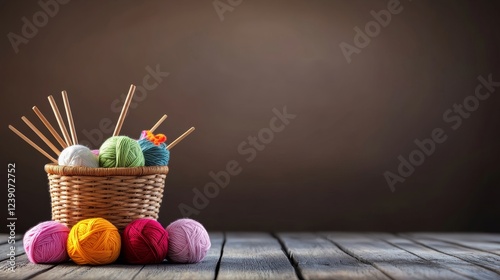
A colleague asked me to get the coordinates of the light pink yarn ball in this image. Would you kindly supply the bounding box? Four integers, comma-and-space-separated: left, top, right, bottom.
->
23, 221, 70, 264
166, 219, 211, 263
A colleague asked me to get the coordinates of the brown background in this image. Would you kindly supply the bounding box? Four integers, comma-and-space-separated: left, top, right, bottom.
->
1, 0, 499, 233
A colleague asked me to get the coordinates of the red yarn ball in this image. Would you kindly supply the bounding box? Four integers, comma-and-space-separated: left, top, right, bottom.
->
122, 218, 169, 264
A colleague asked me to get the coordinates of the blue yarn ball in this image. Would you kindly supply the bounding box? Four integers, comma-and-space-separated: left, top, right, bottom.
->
138, 139, 170, 166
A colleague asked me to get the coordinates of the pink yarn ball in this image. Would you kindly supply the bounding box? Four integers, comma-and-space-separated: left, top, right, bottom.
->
166, 218, 211, 263
122, 218, 169, 264
23, 221, 70, 264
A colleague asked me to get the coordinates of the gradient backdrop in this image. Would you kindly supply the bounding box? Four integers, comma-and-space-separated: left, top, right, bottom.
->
1, 0, 499, 233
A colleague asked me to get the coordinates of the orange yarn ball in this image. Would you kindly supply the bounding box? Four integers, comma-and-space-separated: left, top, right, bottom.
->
67, 218, 121, 265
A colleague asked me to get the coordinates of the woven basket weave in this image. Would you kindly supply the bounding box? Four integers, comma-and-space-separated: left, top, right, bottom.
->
45, 163, 169, 231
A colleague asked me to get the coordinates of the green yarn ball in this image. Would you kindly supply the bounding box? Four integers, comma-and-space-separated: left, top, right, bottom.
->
98, 136, 145, 168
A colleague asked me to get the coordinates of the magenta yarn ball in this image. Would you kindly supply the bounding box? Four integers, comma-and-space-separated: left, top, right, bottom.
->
122, 219, 169, 264
23, 221, 70, 264
166, 219, 211, 263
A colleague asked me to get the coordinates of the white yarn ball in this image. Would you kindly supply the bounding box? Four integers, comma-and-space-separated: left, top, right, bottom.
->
58, 145, 99, 168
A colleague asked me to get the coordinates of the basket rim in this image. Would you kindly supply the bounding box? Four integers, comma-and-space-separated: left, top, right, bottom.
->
44, 163, 169, 176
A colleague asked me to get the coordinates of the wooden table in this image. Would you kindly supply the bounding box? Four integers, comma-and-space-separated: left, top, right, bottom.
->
1, 232, 499, 279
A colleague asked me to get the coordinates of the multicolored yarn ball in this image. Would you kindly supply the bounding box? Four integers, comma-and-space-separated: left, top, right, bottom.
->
122, 218, 169, 264
138, 138, 170, 166
166, 219, 211, 263
67, 218, 121, 265
98, 136, 145, 168
23, 221, 70, 264
58, 145, 99, 168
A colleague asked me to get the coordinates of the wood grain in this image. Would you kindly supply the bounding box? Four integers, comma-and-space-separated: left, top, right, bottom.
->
324, 232, 469, 279
31, 262, 143, 280
406, 233, 500, 243
402, 233, 500, 275
0, 254, 55, 280
0, 237, 24, 262
217, 232, 298, 280
0, 234, 9, 244
407, 233, 500, 256
277, 232, 389, 280
376, 233, 500, 279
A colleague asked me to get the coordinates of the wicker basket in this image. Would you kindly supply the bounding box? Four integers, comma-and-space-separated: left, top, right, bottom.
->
45, 163, 169, 231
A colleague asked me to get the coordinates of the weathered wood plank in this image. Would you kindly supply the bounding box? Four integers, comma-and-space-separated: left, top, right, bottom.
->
402, 233, 500, 275
0, 238, 24, 262
133, 232, 223, 280
0, 234, 22, 246
375, 233, 500, 280
277, 232, 389, 280
408, 233, 500, 256
0, 254, 55, 280
324, 232, 469, 280
217, 232, 298, 280
31, 262, 143, 280
0, 234, 9, 244
407, 233, 500, 243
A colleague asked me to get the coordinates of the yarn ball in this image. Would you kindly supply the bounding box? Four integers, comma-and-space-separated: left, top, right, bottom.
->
58, 145, 99, 168
138, 138, 170, 166
23, 221, 70, 264
67, 218, 121, 265
98, 136, 145, 168
122, 219, 169, 264
91, 149, 99, 156
166, 219, 211, 263
140, 130, 167, 145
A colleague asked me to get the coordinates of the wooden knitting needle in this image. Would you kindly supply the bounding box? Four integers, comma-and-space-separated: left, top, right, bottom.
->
8, 125, 58, 163
113, 84, 136, 136
150, 114, 168, 133
167, 127, 195, 150
21, 116, 61, 156
32, 106, 68, 149
61, 90, 78, 145
48, 95, 73, 146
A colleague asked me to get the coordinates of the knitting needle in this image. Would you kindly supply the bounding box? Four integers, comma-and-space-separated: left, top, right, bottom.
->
21, 116, 61, 156
150, 114, 168, 133
113, 84, 136, 136
8, 125, 58, 163
32, 106, 68, 149
48, 95, 73, 146
61, 90, 78, 145
167, 127, 195, 150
